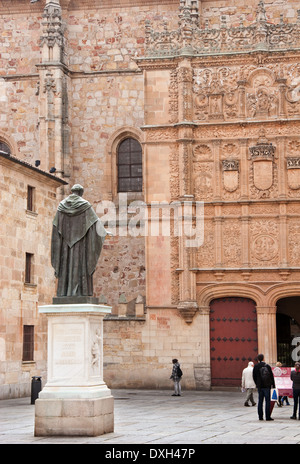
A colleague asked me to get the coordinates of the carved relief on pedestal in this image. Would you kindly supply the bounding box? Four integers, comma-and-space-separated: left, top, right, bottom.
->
90, 326, 102, 378
249, 130, 277, 199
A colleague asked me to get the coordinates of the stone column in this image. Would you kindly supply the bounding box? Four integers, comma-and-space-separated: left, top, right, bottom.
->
256, 306, 277, 365
35, 303, 114, 437
193, 306, 211, 389
176, 60, 199, 324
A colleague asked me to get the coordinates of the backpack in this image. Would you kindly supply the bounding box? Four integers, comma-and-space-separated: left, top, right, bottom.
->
259, 365, 272, 387
177, 366, 183, 378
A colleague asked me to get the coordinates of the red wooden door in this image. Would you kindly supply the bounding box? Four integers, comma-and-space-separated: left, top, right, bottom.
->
210, 297, 258, 387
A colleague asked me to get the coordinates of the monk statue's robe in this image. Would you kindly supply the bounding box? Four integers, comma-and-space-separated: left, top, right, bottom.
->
51, 185, 107, 298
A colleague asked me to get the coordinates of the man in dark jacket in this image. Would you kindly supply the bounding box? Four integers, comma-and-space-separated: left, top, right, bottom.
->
253, 353, 276, 421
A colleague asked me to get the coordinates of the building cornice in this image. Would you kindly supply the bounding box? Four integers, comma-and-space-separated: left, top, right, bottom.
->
0, 152, 68, 187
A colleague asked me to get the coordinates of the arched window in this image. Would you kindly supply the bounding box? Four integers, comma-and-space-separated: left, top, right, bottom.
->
0, 141, 11, 155
117, 138, 142, 192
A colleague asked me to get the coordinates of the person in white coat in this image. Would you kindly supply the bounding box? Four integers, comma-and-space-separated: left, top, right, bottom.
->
242, 361, 256, 407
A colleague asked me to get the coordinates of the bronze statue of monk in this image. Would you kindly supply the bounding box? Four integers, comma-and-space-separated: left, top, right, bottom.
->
51, 184, 108, 303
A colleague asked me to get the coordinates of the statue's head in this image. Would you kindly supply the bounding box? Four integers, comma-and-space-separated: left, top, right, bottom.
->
71, 184, 84, 196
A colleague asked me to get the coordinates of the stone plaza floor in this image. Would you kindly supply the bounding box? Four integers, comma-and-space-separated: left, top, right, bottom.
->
0, 389, 300, 445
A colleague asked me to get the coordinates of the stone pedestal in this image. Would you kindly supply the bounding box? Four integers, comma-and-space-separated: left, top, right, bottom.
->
34, 304, 114, 437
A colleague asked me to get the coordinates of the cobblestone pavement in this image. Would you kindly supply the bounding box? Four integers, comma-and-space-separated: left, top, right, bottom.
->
0, 389, 299, 444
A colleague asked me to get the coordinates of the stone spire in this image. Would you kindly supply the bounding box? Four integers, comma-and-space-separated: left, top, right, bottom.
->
179, 0, 199, 25
41, 0, 64, 63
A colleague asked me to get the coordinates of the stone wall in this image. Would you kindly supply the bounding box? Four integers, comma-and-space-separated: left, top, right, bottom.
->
0, 155, 65, 399
103, 309, 209, 390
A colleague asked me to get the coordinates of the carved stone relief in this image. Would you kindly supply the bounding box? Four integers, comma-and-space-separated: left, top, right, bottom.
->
287, 157, 300, 190
193, 67, 238, 122
90, 325, 102, 377
169, 69, 178, 124
192, 144, 213, 200
250, 220, 279, 265
246, 69, 278, 119
222, 220, 242, 267
222, 160, 239, 194
144, 1, 300, 58
286, 139, 300, 196
161, 55, 300, 132
249, 131, 277, 198
191, 65, 294, 123
288, 221, 300, 266
285, 64, 300, 116
196, 220, 215, 267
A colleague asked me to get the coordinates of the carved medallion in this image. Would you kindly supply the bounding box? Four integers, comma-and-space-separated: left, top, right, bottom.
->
252, 235, 278, 261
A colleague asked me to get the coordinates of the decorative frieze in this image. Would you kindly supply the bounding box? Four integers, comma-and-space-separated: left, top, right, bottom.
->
145, 0, 300, 58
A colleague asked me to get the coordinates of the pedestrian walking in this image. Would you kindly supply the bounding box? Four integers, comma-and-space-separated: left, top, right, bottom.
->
241, 361, 256, 407
275, 362, 290, 407
253, 353, 276, 421
170, 358, 182, 396
290, 362, 300, 420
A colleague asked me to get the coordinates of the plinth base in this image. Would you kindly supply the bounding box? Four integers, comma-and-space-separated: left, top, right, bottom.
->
35, 395, 114, 436
35, 303, 114, 436
52, 296, 99, 305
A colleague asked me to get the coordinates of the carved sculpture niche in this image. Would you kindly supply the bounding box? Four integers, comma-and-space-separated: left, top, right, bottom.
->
285, 65, 300, 116
193, 68, 238, 122
246, 69, 279, 119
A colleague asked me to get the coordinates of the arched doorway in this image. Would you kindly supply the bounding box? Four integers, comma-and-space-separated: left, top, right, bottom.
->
276, 297, 300, 367
210, 297, 258, 387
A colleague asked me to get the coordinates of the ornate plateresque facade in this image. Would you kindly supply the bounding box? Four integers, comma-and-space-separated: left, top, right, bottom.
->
137, 0, 300, 385
2, 0, 300, 394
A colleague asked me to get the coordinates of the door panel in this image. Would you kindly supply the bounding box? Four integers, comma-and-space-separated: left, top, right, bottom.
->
210, 297, 258, 387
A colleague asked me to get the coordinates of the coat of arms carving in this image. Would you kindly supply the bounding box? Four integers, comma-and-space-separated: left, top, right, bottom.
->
287, 157, 300, 190
222, 160, 239, 192
249, 131, 276, 191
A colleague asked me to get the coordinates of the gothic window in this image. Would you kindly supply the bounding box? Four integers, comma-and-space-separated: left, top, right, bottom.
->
117, 138, 142, 192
